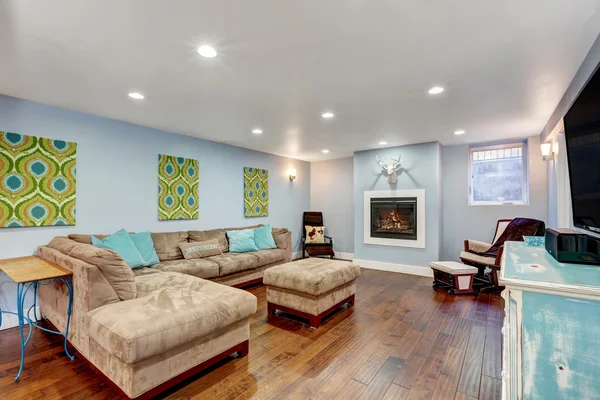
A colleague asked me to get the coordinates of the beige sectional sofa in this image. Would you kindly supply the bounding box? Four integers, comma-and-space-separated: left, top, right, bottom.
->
67, 225, 292, 287
37, 225, 292, 399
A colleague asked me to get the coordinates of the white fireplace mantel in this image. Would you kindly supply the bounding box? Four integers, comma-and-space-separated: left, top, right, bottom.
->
364, 189, 425, 248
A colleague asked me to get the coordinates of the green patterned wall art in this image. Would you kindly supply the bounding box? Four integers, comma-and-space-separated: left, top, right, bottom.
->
0, 132, 77, 228
244, 167, 268, 217
158, 154, 198, 220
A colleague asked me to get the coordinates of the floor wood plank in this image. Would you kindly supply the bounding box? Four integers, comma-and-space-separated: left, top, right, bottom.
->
457, 320, 487, 398
430, 347, 466, 400
479, 375, 502, 400
382, 384, 410, 400
455, 393, 478, 400
393, 308, 448, 389
332, 379, 366, 400
482, 318, 502, 379
357, 356, 404, 400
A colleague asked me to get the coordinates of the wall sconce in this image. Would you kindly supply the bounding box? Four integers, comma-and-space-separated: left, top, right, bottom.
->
541, 142, 555, 161
288, 169, 297, 181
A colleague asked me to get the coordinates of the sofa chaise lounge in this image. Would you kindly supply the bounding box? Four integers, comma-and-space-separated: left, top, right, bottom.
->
37, 225, 292, 399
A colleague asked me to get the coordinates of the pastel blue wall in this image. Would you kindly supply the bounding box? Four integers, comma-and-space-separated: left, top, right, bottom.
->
0, 94, 309, 329
441, 136, 548, 261
353, 142, 443, 269
310, 157, 354, 256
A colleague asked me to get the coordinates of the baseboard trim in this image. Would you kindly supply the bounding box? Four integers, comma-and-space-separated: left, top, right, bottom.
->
335, 252, 354, 261
0, 306, 42, 331
353, 259, 433, 277
292, 251, 354, 261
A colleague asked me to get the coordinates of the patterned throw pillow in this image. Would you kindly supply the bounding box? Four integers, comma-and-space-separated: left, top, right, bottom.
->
305, 226, 325, 244
179, 239, 222, 259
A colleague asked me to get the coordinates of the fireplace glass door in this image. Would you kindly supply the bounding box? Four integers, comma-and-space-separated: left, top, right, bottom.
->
370, 197, 417, 240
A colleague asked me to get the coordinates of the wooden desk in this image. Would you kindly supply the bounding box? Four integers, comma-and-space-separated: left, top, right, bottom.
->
0, 256, 75, 381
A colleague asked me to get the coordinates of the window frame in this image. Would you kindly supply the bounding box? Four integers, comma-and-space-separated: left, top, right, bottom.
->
468, 140, 530, 206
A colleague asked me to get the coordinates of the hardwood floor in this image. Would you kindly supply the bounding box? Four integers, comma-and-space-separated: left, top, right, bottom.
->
0, 269, 503, 400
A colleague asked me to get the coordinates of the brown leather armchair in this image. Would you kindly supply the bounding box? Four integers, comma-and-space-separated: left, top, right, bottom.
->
302, 212, 335, 259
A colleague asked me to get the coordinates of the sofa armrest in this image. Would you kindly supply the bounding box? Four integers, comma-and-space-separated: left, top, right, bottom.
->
464, 239, 492, 253
324, 235, 334, 246
274, 230, 293, 263
38, 243, 121, 358
38, 244, 120, 313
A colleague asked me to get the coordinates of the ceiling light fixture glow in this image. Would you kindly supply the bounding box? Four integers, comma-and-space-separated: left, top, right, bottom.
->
428, 86, 444, 95
197, 45, 217, 58
454, 130, 466, 135
128, 92, 144, 100
379, 141, 388, 145
321, 111, 335, 119
251, 128, 263, 134
321, 149, 330, 154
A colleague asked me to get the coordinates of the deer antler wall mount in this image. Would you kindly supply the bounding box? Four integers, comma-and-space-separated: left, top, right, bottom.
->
376, 154, 402, 184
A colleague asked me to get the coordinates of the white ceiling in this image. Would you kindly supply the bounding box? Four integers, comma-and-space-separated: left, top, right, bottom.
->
1, 1, 600, 161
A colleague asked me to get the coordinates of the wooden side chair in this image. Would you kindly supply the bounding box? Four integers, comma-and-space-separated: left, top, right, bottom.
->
302, 212, 335, 259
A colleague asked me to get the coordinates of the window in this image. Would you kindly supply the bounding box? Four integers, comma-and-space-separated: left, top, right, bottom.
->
469, 141, 529, 205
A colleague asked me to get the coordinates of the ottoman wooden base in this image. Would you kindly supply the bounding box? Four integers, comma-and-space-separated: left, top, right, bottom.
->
268, 294, 355, 328
430, 261, 478, 295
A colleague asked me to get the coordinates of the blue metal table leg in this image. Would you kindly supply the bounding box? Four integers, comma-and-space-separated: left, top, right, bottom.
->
13, 277, 74, 381
23, 282, 34, 347
15, 283, 26, 381
33, 281, 39, 322
60, 276, 75, 360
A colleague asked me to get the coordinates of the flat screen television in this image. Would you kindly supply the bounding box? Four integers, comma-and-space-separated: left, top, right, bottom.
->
564, 64, 600, 235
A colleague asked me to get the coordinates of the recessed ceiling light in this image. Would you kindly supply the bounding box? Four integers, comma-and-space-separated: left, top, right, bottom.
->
428, 86, 444, 95
321, 112, 335, 119
251, 128, 263, 135
128, 92, 144, 100
321, 149, 330, 154
197, 45, 217, 58
379, 141, 388, 145
454, 130, 466, 135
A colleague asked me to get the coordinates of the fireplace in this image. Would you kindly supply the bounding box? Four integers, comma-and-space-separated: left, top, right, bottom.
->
364, 189, 425, 248
370, 197, 417, 240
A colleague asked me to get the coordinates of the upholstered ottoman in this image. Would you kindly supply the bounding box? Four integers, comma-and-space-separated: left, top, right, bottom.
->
430, 261, 478, 294
264, 258, 360, 327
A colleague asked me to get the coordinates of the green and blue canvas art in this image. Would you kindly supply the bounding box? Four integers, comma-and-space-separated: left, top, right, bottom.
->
158, 154, 198, 220
0, 132, 77, 227
244, 167, 268, 217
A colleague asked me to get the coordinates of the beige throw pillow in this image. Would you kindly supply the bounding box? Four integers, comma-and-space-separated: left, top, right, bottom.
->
180, 239, 222, 259
305, 226, 325, 244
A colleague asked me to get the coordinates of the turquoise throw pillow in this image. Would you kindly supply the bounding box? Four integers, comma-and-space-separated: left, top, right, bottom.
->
129, 231, 160, 267
254, 224, 277, 250
227, 229, 259, 253
92, 229, 145, 269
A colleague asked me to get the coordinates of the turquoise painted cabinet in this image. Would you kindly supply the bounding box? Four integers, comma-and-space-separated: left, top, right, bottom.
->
499, 242, 600, 400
